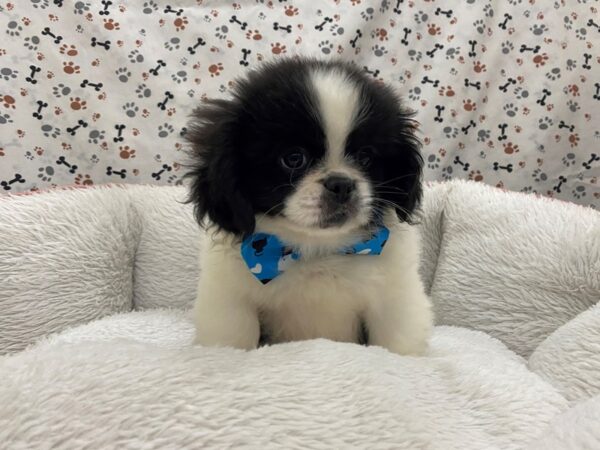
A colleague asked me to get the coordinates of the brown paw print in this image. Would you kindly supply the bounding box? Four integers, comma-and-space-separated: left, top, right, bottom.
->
271, 42, 287, 55
438, 85, 455, 97
533, 53, 549, 67
463, 99, 477, 111
473, 61, 487, 73
427, 24, 441, 36
246, 29, 262, 40
69, 97, 87, 111
74, 174, 94, 186
469, 170, 484, 182
59, 44, 78, 57
567, 84, 580, 96
103, 18, 120, 30
373, 28, 388, 41
174, 17, 189, 31
91, 58, 100, 67
119, 146, 136, 159
208, 62, 224, 77
284, 5, 299, 16
568, 133, 580, 147
1, 94, 15, 109
503, 142, 519, 154
62, 61, 80, 74
34, 146, 44, 156
0, 148, 5, 157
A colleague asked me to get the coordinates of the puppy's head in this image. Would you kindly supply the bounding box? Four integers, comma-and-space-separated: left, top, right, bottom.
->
186, 58, 422, 239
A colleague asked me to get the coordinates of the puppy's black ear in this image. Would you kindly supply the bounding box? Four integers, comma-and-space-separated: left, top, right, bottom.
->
184, 99, 255, 237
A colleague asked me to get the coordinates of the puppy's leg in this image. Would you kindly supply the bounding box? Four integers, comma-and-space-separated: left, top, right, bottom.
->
365, 285, 433, 356
193, 281, 260, 350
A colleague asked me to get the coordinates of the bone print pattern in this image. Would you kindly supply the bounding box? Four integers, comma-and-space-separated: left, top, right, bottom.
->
0, 1, 598, 208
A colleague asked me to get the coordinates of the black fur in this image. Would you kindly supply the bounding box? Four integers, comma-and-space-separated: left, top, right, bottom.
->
185, 57, 423, 236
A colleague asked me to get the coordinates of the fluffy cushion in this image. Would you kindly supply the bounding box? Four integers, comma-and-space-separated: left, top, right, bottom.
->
0, 311, 567, 449
0, 187, 138, 354
429, 182, 600, 357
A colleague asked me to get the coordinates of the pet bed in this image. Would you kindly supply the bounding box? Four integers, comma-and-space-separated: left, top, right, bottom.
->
0, 180, 598, 449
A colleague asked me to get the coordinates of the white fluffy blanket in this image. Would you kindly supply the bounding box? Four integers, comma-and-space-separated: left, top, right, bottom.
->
0, 181, 599, 448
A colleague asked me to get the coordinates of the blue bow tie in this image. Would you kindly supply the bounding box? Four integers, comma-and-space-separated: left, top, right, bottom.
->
241, 226, 390, 284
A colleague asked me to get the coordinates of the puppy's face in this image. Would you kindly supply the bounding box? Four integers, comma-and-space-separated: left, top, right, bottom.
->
186, 59, 422, 238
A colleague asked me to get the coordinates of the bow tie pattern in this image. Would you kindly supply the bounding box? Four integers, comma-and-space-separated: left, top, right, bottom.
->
241, 226, 390, 284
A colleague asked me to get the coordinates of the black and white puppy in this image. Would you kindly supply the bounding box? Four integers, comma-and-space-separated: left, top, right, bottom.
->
186, 58, 432, 355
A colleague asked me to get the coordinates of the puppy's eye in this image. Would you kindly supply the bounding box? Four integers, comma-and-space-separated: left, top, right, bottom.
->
280, 148, 308, 171
356, 146, 375, 168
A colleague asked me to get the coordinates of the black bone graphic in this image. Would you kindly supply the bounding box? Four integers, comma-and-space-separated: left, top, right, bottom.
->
426, 43, 444, 58
164, 5, 183, 16
113, 124, 125, 143
421, 76, 440, 87
499, 13, 512, 30
363, 66, 380, 78
240, 48, 251, 66
187, 37, 206, 55
314, 17, 333, 32
56, 156, 78, 173
91, 37, 111, 50
536, 89, 551, 106
80, 79, 103, 91
498, 123, 508, 141
499, 78, 517, 93
519, 44, 541, 53
461, 120, 477, 135
149, 60, 166, 76
350, 29, 362, 48
41, 27, 63, 44
0, 174, 25, 190
434, 8, 452, 18
493, 162, 513, 173
151, 164, 172, 180
453, 156, 470, 171
553, 176, 567, 193
593, 83, 600, 100
464, 78, 481, 90
587, 18, 600, 31
558, 120, 575, 132
229, 15, 248, 31
583, 153, 599, 170
434, 105, 445, 123
99, 0, 112, 16
157, 91, 174, 110
401, 27, 411, 46
32, 100, 48, 120
468, 40, 477, 57
25, 65, 41, 84
106, 166, 127, 179
393, 0, 404, 14
583, 53, 592, 70
273, 22, 292, 33
66, 119, 88, 136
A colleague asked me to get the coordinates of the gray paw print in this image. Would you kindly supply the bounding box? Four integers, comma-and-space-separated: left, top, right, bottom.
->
171, 70, 188, 84
88, 129, 105, 144
445, 47, 460, 60
379, 0, 390, 13
530, 24, 548, 35
408, 49, 422, 61
532, 168, 548, 182
215, 25, 229, 40
164, 37, 181, 51
52, 83, 71, 98
441, 165, 454, 180
115, 67, 131, 83
361, 7, 375, 21
562, 152, 576, 167
142, 0, 158, 14
414, 11, 428, 24
503, 103, 518, 117
25, 151, 35, 160
514, 87, 529, 99
575, 27, 588, 40
508, 0, 522, 4
572, 185, 586, 199
427, 154, 440, 169
443, 126, 459, 138
6, 21, 23, 37
0, 67, 18, 81
372, 44, 388, 57
128, 49, 144, 63
520, 186, 535, 194
158, 123, 174, 138
473, 19, 485, 34
545, 67, 561, 81
319, 40, 333, 55
0, 113, 13, 125
38, 166, 54, 182
566, 99, 580, 112
408, 87, 421, 101
566, 59, 577, 72
563, 15, 573, 30
73, 1, 90, 14
23, 35, 41, 51
41, 124, 61, 138
329, 24, 344, 36
90, 154, 100, 164
538, 116, 553, 130
477, 129, 491, 142
483, 4, 494, 17
31, 0, 49, 8
501, 41, 514, 54
136, 84, 152, 98
123, 102, 139, 118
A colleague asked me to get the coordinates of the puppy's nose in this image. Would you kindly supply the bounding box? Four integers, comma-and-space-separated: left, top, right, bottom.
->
322, 175, 356, 204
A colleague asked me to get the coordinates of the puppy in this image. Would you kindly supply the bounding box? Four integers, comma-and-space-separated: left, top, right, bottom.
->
185, 58, 432, 355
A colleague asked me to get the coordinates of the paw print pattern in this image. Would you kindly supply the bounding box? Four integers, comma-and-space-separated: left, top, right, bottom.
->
37, 166, 54, 182
0, 1, 596, 210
